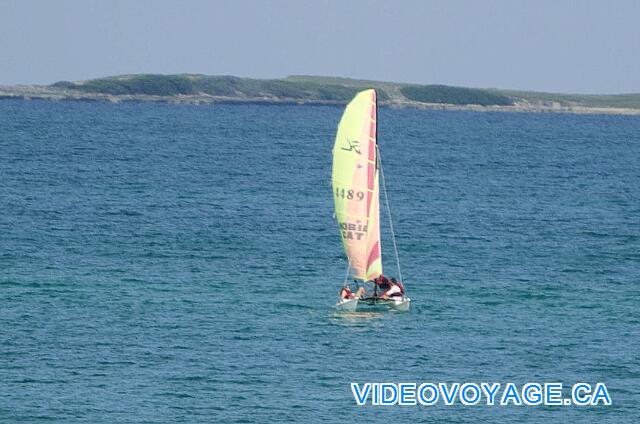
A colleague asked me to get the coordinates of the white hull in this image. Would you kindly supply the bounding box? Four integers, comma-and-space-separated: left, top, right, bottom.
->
335, 296, 410, 312
390, 296, 411, 312
335, 297, 359, 312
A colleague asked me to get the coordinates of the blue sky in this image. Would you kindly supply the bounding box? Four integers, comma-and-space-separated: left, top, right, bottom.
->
1, 0, 638, 93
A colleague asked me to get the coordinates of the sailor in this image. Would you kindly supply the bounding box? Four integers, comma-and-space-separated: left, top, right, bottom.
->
340, 285, 365, 300
373, 275, 389, 294
390, 277, 405, 296
375, 275, 403, 299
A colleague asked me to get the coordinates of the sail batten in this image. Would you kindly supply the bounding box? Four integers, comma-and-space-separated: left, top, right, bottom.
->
332, 89, 382, 281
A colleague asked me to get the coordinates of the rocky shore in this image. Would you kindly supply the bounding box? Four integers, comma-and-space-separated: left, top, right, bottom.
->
2, 83, 640, 116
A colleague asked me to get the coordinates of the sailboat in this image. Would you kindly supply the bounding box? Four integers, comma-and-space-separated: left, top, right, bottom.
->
332, 89, 410, 312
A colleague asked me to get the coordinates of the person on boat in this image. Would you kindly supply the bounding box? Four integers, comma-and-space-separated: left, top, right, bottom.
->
374, 275, 404, 299
372, 275, 388, 293
340, 285, 365, 300
390, 277, 405, 296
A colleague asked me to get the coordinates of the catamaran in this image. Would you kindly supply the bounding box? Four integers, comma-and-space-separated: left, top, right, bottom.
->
332, 89, 410, 312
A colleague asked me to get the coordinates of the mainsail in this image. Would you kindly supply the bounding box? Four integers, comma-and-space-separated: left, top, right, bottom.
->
332, 89, 382, 281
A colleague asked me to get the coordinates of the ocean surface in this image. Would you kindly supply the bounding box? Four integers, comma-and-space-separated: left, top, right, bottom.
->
1, 99, 639, 423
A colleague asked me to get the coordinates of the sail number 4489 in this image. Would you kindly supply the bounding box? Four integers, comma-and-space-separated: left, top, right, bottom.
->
335, 187, 365, 201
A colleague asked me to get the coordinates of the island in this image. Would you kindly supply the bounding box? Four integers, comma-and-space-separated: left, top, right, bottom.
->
1, 74, 639, 115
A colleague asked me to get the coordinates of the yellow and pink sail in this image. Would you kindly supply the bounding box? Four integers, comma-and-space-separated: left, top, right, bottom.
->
332, 89, 382, 281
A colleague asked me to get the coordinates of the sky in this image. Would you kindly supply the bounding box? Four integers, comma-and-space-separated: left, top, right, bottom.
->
1, 0, 639, 93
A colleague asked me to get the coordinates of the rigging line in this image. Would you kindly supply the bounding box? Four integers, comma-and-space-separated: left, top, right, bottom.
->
342, 257, 351, 287
377, 147, 403, 283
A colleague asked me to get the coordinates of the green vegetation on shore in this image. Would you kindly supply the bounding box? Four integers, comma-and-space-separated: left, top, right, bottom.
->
400, 85, 513, 106
5, 73, 637, 111
53, 74, 387, 102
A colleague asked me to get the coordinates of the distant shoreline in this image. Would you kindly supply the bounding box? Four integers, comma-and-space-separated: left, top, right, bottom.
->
2, 74, 640, 116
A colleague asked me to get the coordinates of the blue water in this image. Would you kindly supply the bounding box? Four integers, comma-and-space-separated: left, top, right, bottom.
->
1, 99, 639, 423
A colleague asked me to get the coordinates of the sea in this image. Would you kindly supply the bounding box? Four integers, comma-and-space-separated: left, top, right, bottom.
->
1, 99, 639, 423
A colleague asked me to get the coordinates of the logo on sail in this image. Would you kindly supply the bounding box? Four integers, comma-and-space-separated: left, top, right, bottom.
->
341, 139, 361, 155
340, 221, 368, 241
